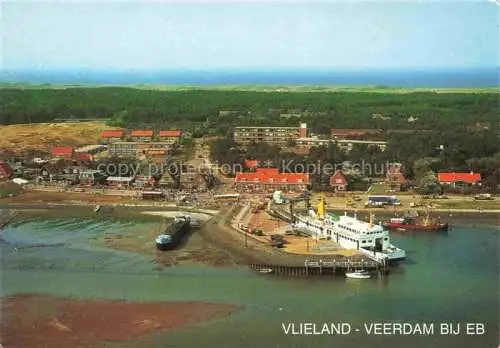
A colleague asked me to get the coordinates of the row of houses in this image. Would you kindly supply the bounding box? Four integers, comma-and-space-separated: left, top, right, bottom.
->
50, 143, 175, 165
51, 145, 108, 162
100, 129, 183, 144
231, 161, 483, 193
105, 171, 213, 191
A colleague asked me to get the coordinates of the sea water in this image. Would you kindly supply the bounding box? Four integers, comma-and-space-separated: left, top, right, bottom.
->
1, 68, 498, 88
1, 218, 498, 348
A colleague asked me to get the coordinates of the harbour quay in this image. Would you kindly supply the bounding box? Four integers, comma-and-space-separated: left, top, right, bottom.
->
250, 254, 389, 277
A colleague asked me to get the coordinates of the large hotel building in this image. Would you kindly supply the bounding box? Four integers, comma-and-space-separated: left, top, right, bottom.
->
233, 123, 309, 145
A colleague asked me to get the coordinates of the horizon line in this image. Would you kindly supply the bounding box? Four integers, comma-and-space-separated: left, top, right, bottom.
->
1, 66, 499, 73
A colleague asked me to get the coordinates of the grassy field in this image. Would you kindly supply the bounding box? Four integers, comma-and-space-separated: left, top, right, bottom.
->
0, 121, 110, 154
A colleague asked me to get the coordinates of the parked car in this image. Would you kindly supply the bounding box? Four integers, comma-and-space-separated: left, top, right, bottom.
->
474, 193, 494, 200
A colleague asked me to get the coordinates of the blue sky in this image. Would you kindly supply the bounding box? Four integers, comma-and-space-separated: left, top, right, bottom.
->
1, 0, 498, 70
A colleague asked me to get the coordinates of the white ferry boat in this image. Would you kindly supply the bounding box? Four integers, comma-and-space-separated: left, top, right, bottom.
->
291, 195, 406, 263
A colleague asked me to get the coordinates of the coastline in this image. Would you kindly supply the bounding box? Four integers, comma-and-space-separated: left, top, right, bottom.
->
1, 82, 499, 93
1, 196, 497, 271
2, 200, 498, 218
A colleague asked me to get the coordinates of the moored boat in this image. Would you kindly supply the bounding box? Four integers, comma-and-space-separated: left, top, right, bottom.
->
289, 194, 406, 263
383, 217, 449, 231
383, 207, 449, 232
345, 269, 371, 279
258, 268, 273, 274
155, 215, 191, 251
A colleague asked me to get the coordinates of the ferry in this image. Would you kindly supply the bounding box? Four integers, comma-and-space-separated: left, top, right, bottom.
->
155, 215, 191, 251
291, 195, 406, 263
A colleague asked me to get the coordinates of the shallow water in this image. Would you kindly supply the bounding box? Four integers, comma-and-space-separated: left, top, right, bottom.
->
1, 218, 498, 348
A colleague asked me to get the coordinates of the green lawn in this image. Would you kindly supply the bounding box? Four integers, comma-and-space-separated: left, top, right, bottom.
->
435, 199, 499, 210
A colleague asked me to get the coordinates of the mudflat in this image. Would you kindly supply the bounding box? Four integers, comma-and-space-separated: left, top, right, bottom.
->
1, 294, 241, 348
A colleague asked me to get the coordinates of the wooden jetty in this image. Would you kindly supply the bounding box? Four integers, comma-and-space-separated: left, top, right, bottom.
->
250, 255, 389, 277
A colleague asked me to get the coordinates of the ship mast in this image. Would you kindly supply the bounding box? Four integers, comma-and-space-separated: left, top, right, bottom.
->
424, 205, 430, 226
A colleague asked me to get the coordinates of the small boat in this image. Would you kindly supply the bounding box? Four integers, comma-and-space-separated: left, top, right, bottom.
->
258, 268, 273, 274
345, 269, 371, 279
94, 205, 101, 213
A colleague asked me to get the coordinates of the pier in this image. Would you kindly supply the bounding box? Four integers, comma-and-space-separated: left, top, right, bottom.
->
250, 255, 389, 277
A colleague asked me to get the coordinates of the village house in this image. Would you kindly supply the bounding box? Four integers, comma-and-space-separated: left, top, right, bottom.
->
51, 146, 74, 160
141, 191, 164, 200
243, 159, 259, 170
75, 145, 107, 159
144, 149, 169, 165
0, 161, 13, 182
329, 170, 348, 191
330, 128, 381, 139
385, 164, 406, 191
179, 172, 209, 191
133, 175, 157, 189
79, 169, 106, 186
108, 142, 137, 158
336, 139, 387, 152
135, 143, 171, 163
437, 172, 481, 188
158, 130, 183, 145
130, 130, 153, 143
234, 168, 309, 193
283, 147, 311, 156
157, 173, 179, 189
100, 130, 124, 144
106, 176, 134, 187
74, 153, 94, 163
38, 161, 81, 185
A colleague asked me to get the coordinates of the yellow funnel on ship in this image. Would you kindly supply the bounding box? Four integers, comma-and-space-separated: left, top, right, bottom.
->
316, 193, 326, 219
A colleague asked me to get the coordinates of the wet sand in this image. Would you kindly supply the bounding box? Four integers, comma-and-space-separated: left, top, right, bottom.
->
1, 294, 241, 348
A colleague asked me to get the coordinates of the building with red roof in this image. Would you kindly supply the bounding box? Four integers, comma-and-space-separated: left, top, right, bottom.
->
329, 170, 348, 191
51, 146, 73, 159
0, 161, 13, 182
438, 172, 481, 187
100, 130, 124, 144
159, 130, 183, 144
234, 168, 309, 192
75, 153, 93, 162
130, 130, 153, 142
243, 159, 259, 169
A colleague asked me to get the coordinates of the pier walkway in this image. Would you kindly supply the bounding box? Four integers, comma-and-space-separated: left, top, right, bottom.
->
250, 255, 388, 277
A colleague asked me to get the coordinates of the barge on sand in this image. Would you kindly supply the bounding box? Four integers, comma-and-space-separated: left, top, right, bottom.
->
155, 215, 191, 251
